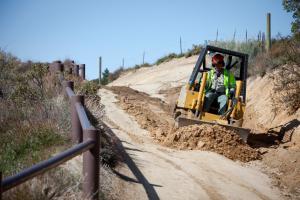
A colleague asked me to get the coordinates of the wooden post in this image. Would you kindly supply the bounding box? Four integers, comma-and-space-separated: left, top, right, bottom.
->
83, 128, 100, 200
142, 51, 145, 65
180, 36, 182, 55
79, 64, 86, 80
232, 29, 236, 42
99, 57, 102, 85
262, 32, 266, 52
75, 65, 80, 76
266, 13, 271, 52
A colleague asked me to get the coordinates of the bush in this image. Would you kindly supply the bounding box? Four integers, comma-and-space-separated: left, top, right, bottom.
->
185, 44, 202, 58
249, 36, 300, 77
268, 37, 300, 114
108, 66, 125, 82
77, 80, 100, 96
0, 123, 66, 175
270, 64, 300, 114
155, 53, 181, 65
0, 50, 71, 176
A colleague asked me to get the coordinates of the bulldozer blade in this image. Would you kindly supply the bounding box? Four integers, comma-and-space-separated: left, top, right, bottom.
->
176, 117, 250, 143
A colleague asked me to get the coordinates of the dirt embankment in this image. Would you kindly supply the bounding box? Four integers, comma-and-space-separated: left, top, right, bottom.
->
108, 86, 260, 162
165, 124, 260, 162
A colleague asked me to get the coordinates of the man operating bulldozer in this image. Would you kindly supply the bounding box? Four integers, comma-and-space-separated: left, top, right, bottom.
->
203, 53, 236, 115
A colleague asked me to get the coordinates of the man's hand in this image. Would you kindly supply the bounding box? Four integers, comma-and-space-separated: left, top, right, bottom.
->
229, 88, 235, 98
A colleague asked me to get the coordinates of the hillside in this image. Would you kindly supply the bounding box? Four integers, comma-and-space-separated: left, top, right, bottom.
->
102, 55, 300, 199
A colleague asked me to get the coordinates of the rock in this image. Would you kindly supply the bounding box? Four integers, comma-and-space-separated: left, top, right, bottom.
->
197, 141, 205, 148
258, 148, 269, 154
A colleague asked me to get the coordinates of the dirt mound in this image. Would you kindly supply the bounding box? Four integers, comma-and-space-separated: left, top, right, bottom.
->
163, 124, 260, 162
109, 86, 171, 113
108, 86, 260, 162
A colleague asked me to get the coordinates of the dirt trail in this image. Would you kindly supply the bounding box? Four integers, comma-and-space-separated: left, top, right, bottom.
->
108, 56, 197, 101
99, 88, 283, 200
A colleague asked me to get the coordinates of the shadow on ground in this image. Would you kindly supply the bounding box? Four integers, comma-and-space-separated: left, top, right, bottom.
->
248, 119, 300, 148
100, 121, 161, 200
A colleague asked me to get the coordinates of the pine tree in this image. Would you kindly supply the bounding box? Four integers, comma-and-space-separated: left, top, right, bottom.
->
101, 68, 110, 85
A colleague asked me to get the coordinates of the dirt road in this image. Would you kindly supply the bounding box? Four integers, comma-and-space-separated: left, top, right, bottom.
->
99, 88, 283, 200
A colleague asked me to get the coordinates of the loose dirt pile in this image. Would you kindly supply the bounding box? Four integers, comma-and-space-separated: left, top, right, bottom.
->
163, 124, 260, 162
108, 86, 260, 162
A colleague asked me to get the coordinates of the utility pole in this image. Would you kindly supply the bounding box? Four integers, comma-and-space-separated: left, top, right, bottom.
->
122, 58, 124, 68
142, 51, 145, 65
180, 36, 183, 55
262, 32, 266, 52
266, 13, 271, 52
245, 29, 248, 43
215, 29, 219, 43
232, 29, 236, 42
99, 57, 102, 85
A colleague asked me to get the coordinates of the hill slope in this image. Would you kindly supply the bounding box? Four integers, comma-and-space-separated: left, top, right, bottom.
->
107, 55, 300, 198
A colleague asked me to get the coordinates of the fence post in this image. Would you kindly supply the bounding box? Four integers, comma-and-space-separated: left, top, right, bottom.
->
50, 61, 63, 73
266, 12, 271, 52
69, 67, 73, 75
83, 128, 100, 200
71, 95, 84, 143
79, 64, 86, 80
75, 65, 80, 77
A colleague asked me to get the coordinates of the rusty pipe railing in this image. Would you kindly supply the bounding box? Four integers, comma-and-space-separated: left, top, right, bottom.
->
1, 139, 95, 192
1, 64, 100, 200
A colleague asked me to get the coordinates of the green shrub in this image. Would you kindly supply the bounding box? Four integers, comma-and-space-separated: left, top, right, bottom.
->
108, 66, 125, 82
0, 124, 66, 175
77, 80, 100, 96
185, 44, 202, 58
0, 51, 70, 176
155, 53, 179, 65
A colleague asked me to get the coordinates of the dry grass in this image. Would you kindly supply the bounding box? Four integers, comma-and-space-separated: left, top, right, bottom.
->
270, 64, 300, 114
2, 168, 84, 200
100, 165, 124, 200
1, 51, 121, 199
249, 37, 300, 77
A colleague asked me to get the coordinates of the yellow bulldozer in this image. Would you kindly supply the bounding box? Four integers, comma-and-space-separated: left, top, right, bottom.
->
174, 45, 250, 142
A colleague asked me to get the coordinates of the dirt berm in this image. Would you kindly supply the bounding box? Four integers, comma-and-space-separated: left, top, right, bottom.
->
109, 86, 260, 163
164, 124, 260, 162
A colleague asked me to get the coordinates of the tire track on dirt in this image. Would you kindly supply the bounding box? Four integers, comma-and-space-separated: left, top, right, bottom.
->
146, 151, 225, 200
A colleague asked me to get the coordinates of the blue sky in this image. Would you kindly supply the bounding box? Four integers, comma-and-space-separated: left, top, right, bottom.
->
0, 0, 294, 80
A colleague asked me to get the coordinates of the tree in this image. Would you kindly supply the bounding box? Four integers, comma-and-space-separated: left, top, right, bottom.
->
101, 68, 110, 85
282, 0, 300, 39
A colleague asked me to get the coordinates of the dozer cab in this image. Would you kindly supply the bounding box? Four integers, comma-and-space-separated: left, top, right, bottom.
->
174, 45, 250, 142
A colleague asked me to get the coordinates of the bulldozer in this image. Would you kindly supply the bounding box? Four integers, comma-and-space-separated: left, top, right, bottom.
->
174, 45, 250, 142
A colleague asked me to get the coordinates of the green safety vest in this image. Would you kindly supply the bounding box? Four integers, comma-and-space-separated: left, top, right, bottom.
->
206, 68, 236, 97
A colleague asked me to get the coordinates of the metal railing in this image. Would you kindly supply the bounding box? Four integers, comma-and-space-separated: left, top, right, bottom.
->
0, 62, 100, 200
